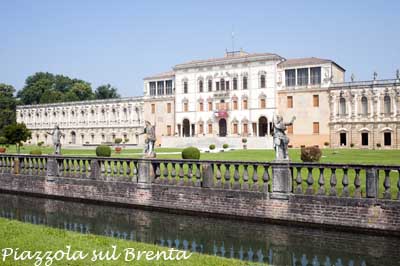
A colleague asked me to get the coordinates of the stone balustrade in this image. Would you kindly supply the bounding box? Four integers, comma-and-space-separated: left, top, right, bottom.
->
1, 154, 399, 200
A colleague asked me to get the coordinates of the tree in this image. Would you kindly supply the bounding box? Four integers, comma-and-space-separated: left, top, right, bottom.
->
95, 84, 121, 99
69, 82, 93, 101
0, 83, 17, 134
3, 123, 32, 154
17, 72, 95, 104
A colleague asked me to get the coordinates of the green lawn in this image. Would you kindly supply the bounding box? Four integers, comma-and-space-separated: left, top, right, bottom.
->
0, 218, 257, 266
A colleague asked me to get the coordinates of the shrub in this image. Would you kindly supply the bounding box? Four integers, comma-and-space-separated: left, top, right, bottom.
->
242, 138, 247, 143
350, 143, 355, 148
209, 144, 216, 150
376, 143, 381, 148
30, 149, 42, 155
114, 138, 123, 145
0, 136, 7, 145
222, 144, 229, 149
124, 138, 129, 143
300, 146, 322, 162
96, 145, 111, 157
324, 142, 329, 146
181, 147, 200, 160
37, 141, 44, 147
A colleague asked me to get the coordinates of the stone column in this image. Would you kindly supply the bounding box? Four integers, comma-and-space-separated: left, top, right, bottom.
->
46, 157, 59, 178
201, 163, 214, 188
366, 168, 378, 198
138, 160, 155, 184
271, 161, 292, 199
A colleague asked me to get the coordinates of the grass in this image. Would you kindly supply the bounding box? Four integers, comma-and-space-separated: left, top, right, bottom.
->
0, 218, 259, 266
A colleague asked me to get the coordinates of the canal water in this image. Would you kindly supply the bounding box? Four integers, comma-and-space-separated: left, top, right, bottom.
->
0, 192, 399, 266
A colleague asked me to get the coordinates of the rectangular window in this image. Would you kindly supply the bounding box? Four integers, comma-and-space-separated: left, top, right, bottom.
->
313, 122, 320, 134
183, 81, 188, 93
166, 80, 173, 94
167, 103, 172, 113
287, 96, 293, 108
287, 124, 293, 134
199, 102, 204, 112
260, 99, 266, 109
199, 80, 203, 92
285, 69, 296, 87
208, 124, 212, 134
149, 82, 156, 96
233, 124, 238, 134
297, 68, 309, 86
243, 77, 248, 89
157, 81, 164, 95
313, 95, 319, 107
208, 102, 212, 111
151, 104, 155, 114
243, 99, 248, 110
233, 78, 238, 90
208, 80, 212, 91
243, 123, 248, 134
167, 125, 172, 136
233, 100, 238, 110
226, 81, 230, 90
310, 67, 321, 85
252, 123, 257, 136
184, 103, 188, 112
216, 82, 220, 91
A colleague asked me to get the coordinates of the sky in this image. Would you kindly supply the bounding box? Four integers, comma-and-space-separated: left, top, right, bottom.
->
0, 0, 399, 97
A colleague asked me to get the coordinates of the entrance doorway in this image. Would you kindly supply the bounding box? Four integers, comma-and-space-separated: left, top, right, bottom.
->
361, 132, 369, 146
258, 116, 268, 137
219, 119, 227, 137
340, 132, 347, 146
183, 119, 190, 137
384, 132, 391, 146
71, 131, 76, 144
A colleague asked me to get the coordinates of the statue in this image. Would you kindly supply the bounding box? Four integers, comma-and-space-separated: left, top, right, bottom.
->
396, 69, 400, 80
273, 115, 296, 161
138, 121, 156, 158
351, 73, 355, 82
46, 125, 64, 155
373, 71, 378, 80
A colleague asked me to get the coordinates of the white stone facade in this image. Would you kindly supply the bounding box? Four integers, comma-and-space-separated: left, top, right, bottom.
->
17, 98, 144, 146
173, 52, 283, 145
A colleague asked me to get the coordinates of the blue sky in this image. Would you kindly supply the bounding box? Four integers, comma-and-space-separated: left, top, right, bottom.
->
1, 0, 399, 97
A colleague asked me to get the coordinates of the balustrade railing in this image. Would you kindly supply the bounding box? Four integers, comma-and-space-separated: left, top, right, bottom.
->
0, 154, 399, 200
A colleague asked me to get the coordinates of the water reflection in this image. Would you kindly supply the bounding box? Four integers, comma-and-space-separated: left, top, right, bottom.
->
0, 193, 399, 266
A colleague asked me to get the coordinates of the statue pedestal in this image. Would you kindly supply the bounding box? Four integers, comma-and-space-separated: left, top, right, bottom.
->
271, 160, 292, 200
142, 152, 156, 159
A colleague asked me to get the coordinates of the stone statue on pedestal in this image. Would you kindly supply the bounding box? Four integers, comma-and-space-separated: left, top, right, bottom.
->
139, 121, 156, 158
46, 125, 64, 155
273, 115, 296, 161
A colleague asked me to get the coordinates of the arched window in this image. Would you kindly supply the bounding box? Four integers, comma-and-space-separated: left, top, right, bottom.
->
361, 96, 368, 115
183, 81, 188, 93
233, 77, 238, 90
243, 76, 248, 90
384, 95, 391, 114
220, 79, 225, 90
207, 79, 212, 92
339, 97, 346, 115
260, 74, 266, 88
199, 80, 203, 93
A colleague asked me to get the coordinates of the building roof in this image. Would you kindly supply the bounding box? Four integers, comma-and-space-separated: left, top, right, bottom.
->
143, 70, 175, 81
278, 57, 345, 71
174, 52, 283, 70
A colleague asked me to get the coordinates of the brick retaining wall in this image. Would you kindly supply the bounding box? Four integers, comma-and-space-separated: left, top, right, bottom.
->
0, 173, 399, 235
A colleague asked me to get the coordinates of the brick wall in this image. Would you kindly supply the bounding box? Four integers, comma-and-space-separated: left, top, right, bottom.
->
0, 173, 399, 235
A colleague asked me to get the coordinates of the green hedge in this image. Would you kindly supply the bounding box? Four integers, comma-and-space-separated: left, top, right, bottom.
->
29, 149, 42, 155
182, 147, 200, 159
209, 144, 216, 150
96, 145, 111, 157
